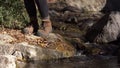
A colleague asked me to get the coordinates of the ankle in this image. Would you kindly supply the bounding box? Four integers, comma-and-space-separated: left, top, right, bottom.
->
42, 20, 52, 26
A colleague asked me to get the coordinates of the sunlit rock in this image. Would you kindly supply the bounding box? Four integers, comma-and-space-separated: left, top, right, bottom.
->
0, 34, 15, 44
13, 37, 75, 61
0, 44, 14, 55
0, 55, 16, 68
0, 29, 76, 61
50, 0, 106, 12
12, 51, 23, 61
65, 0, 106, 11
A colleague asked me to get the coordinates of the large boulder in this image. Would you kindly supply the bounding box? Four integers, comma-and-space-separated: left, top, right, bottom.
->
49, 0, 120, 13
13, 41, 74, 61
85, 12, 120, 43
48, 0, 106, 22
0, 32, 76, 61
50, 0, 106, 12
65, 0, 106, 11
0, 30, 76, 68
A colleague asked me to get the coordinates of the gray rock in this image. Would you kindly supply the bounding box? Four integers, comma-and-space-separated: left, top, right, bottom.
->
13, 42, 64, 60
12, 51, 23, 61
0, 33, 75, 61
0, 55, 16, 68
51, 0, 106, 12
65, 0, 106, 11
53, 0, 120, 12
0, 34, 15, 44
0, 44, 15, 55
0, 42, 71, 61
85, 12, 120, 43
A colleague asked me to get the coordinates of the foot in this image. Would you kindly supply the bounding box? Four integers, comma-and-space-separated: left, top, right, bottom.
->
22, 18, 39, 34
36, 20, 52, 36
22, 25, 34, 34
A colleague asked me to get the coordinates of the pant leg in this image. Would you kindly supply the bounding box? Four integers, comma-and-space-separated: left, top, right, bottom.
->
24, 0, 37, 21
35, 0, 49, 20
24, 0, 39, 32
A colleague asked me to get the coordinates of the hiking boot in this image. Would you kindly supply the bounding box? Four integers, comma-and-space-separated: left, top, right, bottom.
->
22, 18, 39, 34
22, 25, 34, 34
36, 20, 52, 36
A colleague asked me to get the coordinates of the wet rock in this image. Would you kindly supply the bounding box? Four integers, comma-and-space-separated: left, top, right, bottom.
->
85, 12, 120, 43
50, 9, 103, 37
41, 33, 76, 57
82, 43, 119, 56
0, 55, 16, 68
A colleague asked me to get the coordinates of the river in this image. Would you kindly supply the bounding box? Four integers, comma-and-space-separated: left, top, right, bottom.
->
18, 55, 120, 68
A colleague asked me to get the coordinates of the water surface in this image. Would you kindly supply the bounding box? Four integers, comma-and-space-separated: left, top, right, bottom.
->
18, 56, 120, 68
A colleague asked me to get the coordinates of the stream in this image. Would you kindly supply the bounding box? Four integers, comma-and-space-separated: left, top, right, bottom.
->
18, 55, 120, 68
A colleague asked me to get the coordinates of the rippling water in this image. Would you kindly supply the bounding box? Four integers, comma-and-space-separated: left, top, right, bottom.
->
18, 56, 120, 68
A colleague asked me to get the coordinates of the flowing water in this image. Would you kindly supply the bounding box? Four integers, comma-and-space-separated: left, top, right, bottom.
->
18, 56, 120, 68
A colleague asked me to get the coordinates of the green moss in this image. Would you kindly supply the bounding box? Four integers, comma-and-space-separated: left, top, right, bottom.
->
0, 0, 29, 29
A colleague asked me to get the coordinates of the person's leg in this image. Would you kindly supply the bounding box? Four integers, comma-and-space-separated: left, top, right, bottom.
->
35, 0, 52, 36
23, 0, 39, 34
35, 0, 49, 19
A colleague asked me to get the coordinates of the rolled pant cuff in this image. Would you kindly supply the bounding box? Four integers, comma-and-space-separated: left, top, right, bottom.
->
41, 16, 50, 21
